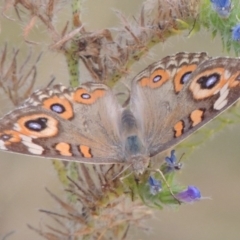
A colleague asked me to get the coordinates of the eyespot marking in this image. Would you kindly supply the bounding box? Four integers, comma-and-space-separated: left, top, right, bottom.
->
15, 114, 59, 138
174, 64, 196, 93
55, 142, 72, 156
81, 93, 91, 99
189, 68, 227, 100
197, 73, 220, 89
79, 145, 92, 158
25, 118, 48, 132
51, 104, 65, 113
153, 75, 162, 83
73, 88, 106, 104
43, 96, 73, 120
138, 69, 170, 88
190, 109, 205, 127
174, 120, 184, 138
0, 130, 21, 146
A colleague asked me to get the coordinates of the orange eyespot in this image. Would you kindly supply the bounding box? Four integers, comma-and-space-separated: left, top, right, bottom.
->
0, 130, 21, 145
16, 114, 59, 138
73, 88, 106, 104
189, 68, 226, 100
43, 96, 74, 120
138, 69, 170, 88
174, 64, 197, 93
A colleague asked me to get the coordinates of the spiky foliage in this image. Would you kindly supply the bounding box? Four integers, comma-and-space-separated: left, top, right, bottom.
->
1, 0, 240, 239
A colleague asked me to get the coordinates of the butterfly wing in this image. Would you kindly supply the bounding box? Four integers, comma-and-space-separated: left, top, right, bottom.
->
0, 83, 124, 164
130, 52, 240, 157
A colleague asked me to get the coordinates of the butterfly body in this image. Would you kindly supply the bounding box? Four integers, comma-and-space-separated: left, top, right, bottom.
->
1, 52, 240, 174
117, 108, 150, 173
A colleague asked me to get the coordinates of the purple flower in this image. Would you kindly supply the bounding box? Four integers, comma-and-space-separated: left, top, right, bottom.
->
232, 24, 240, 42
164, 150, 182, 173
176, 186, 201, 203
148, 176, 162, 195
210, 0, 232, 18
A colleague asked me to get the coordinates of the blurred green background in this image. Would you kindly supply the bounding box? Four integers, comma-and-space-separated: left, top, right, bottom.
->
1, 1, 240, 239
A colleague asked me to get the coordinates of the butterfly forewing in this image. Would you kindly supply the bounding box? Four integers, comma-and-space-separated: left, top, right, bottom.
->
0, 83, 125, 164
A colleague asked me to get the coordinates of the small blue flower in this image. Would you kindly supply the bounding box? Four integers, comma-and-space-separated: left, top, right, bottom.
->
164, 150, 182, 173
176, 186, 201, 203
232, 24, 240, 42
210, 0, 232, 18
148, 176, 162, 195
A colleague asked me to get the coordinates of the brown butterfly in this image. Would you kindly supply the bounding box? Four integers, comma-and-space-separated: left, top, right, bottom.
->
0, 52, 239, 173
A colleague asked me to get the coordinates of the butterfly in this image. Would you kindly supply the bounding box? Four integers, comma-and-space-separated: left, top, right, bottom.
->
0, 52, 240, 174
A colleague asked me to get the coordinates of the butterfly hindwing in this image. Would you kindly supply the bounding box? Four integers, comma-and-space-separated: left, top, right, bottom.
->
130, 52, 240, 157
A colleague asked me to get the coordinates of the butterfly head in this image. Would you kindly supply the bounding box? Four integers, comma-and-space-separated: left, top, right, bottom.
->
129, 154, 150, 175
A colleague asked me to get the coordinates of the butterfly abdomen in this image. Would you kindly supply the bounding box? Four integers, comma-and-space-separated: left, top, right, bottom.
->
120, 109, 138, 134
125, 135, 141, 155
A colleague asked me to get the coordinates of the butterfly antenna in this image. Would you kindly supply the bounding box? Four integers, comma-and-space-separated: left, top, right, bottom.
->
179, 152, 185, 163
115, 91, 130, 108
2, 230, 15, 240
111, 163, 133, 181
156, 169, 181, 204
46, 76, 56, 87
118, 81, 131, 107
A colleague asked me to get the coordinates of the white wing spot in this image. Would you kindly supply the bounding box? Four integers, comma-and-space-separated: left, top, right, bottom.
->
20, 134, 44, 155
214, 99, 228, 110
0, 140, 7, 150
214, 84, 229, 110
